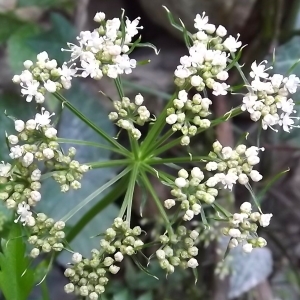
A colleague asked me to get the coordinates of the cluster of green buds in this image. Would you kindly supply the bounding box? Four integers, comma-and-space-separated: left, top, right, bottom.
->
108, 94, 151, 140
64, 218, 144, 299
164, 167, 218, 221
156, 226, 200, 274
166, 90, 212, 145
223, 202, 272, 253
28, 213, 65, 257
50, 147, 90, 192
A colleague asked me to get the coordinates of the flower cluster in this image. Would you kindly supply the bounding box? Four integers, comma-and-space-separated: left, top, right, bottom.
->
108, 94, 151, 140
166, 90, 212, 145
28, 213, 65, 257
223, 202, 272, 253
174, 12, 241, 96
156, 226, 200, 274
12, 51, 75, 103
242, 60, 300, 132
0, 108, 89, 228
62, 12, 142, 80
64, 218, 144, 299
205, 141, 264, 190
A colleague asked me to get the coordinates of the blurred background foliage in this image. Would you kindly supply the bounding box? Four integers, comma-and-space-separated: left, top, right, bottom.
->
1, 0, 300, 299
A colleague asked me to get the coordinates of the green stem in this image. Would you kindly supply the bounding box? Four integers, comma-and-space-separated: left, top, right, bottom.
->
140, 170, 173, 236
140, 91, 178, 159
53, 92, 128, 154
118, 163, 140, 224
65, 177, 128, 244
88, 159, 132, 169
152, 106, 242, 157
57, 138, 129, 156
62, 166, 131, 222
147, 156, 212, 165
143, 129, 174, 158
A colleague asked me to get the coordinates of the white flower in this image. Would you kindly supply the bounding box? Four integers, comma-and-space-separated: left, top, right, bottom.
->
174, 66, 192, 79
114, 55, 136, 74
23, 60, 33, 69
192, 203, 201, 215
249, 60, 270, 79
243, 243, 253, 253
166, 114, 178, 125
271, 74, 283, 88
221, 146, 233, 159
21, 80, 40, 102
228, 228, 241, 238
19, 70, 33, 82
190, 230, 199, 240
216, 71, 229, 81
223, 34, 242, 52
94, 12, 105, 22
191, 167, 204, 179
206, 162, 218, 171
22, 152, 34, 167
175, 177, 187, 188
31, 169, 41, 181
8, 135, 19, 145
241, 94, 258, 113
0, 162, 11, 177
43, 148, 55, 160
26, 119, 36, 131
212, 82, 229, 96
245, 146, 264, 157
156, 249, 165, 260
187, 258, 199, 268
35, 108, 55, 128
284, 74, 300, 94
15, 202, 35, 226
37, 51, 49, 62
240, 202, 252, 214
219, 172, 238, 190
238, 173, 249, 185
59, 63, 77, 81
216, 25, 227, 37
194, 12, 209, 30
279, 113, 300, 132
44, 128, 57, 139
229, 238, 239, 248
259, 213, 273, 227
30, 191, 41, 202
206, 175, 220, 187
72, 252, 83, 263
109, 265, 120, 274
247, 155, 260, 165
114, 252, 124, 262
9, 145, 24, 159
183, 209, 194, 221
134, 94, 144, 105
262, 114, 279, 131
79, 59, 102, 79
249, 170, 263, 182
191, 75, 203, 87
205, 24, 216, 34
125, 17, 143, 38
164, 199, 176, 209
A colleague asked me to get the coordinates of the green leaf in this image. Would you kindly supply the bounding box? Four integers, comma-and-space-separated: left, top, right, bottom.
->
0, 223, 35, 300
37, 82, 119, 262
0, 13, 26, 44
17, 0, 70, 8
0, 93, 36, 161
7, 24, 41, 73
27, 13, 76, 64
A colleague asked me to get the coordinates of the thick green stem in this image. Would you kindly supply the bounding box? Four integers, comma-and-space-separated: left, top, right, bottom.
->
88, 159, 132, 169
118, 163, 140, 224
140, 171, 174, 236
62, 166, 131, 222
151, 106, 242, 157
65, 177, 128, 244
53, 92, 129, 155
57, 138, 129, 156
147, 156, 213, 165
